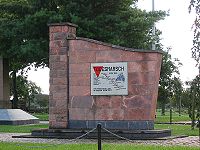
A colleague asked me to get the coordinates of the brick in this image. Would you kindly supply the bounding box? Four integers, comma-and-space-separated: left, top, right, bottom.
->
53, 92, 67, 99
53, 32, 67, 40
49, 55, 60, 62
49, 26, 62, 33
52, 78, 67, 85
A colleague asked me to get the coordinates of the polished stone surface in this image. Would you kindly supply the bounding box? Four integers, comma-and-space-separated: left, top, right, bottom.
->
0, 109, 39, 125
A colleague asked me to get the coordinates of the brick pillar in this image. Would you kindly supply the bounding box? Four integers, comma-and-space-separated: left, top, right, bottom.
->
0, 58, 11, 109
48, 23, 77, 129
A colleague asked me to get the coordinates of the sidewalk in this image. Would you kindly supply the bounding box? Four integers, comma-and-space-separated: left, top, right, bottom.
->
0, 133, 199, 147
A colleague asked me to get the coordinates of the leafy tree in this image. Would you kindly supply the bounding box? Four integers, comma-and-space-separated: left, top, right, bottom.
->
10, 74, 41, 111
185, 75, 200, 129
0, 0, 166, 72
158, 48, 182, 115
189, 0, 200, 65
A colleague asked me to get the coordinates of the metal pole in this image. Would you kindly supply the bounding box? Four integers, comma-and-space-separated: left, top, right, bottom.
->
97, 124, 102, 150
152, 0, 156, 50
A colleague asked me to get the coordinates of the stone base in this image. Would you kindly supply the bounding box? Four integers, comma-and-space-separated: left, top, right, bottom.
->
0, 109, 39, 125
27, 128, 171, 140
68, 120, 154, 130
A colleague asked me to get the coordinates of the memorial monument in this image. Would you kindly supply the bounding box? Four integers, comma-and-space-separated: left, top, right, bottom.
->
32, 22, 171, 139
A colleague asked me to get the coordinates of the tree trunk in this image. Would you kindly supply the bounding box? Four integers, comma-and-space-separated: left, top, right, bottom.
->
161, 100, 165, 116
12, 71, 18, 109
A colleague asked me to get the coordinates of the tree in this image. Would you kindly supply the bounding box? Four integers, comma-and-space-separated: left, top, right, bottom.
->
10, 74, 41, 111
0, 0, 166, 72
185, 75, 200, 129
189, 0, 200, 66
158, 48, 182, 115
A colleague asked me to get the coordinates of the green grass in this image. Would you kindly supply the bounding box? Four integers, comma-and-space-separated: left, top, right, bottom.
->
0, 124, 198, 136
0, 142, 199, 150
155, 110, 191, 123
155, 124, 199, 136
0, 124, 48, 133
31, 113, 49, 121
31, 110, 192, 123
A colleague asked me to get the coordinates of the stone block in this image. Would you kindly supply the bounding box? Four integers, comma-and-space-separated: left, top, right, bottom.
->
95, 96, 111, 108
95, 109, 111, 120
128, 72, 156, 85
111, 109, 124, 120
69, 108, 86, 120
128, 84, 154, 96
128, 61, 156, 72
70, 86, 90, 96
70, 96, 93, 108
122, 51, 159, 62
69, 50, 96, 63
69, 63, 90, 74
69, 40, 113, 51
124, 108, 149, 120
110, 96, 123, 108
49, 26, 62, 33
69, 73, 90, 86
96, 50, 122, 62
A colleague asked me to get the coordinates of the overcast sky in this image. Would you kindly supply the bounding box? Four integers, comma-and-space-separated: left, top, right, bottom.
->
27, 0, 198, 94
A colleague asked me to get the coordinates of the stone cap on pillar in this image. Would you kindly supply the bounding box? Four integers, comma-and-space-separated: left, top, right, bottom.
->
48, 22, 77, 39
48, 22, 78, 28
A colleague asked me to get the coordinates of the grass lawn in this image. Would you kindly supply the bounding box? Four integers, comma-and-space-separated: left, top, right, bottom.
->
0, 142, 199, 150
0, 124, 199, 136
155, 110, 191, 123
32, 110, 192, 123
31, 113, 49, 121
155, 124, 199, 136
0, 124, 48, 133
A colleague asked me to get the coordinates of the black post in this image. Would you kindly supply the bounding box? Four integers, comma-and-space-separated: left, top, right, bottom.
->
170, 107, 172, 124
97, 124, 102, 150
198, 118, 200, 141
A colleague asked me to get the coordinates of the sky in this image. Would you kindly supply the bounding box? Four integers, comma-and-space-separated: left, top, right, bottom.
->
27, 0, 198, 94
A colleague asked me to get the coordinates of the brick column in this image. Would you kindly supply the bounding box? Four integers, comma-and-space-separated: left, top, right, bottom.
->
0, 58, 11, 109
48, 23, 77, 129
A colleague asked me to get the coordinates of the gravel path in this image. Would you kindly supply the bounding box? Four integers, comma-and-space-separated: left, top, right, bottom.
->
0, 133, 199, 147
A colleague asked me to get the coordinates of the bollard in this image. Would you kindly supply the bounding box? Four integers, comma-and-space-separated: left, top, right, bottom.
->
97, 124, 102, 150
198, 118, 200, 142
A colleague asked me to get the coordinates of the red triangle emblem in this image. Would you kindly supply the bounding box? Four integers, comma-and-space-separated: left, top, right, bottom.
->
93, 66, 103, 77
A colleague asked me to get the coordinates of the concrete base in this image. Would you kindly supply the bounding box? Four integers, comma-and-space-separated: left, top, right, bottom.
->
26, 128, 171, 140
0, 109, 39, 125
68, 120, 154, 130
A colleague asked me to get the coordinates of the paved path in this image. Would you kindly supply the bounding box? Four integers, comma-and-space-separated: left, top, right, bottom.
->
0, 133, 199, 147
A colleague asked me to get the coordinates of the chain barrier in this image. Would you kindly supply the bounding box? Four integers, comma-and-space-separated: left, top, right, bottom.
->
102, 127, 133, 142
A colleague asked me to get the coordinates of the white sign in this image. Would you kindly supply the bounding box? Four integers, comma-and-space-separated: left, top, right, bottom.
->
91, 62, 128, 95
